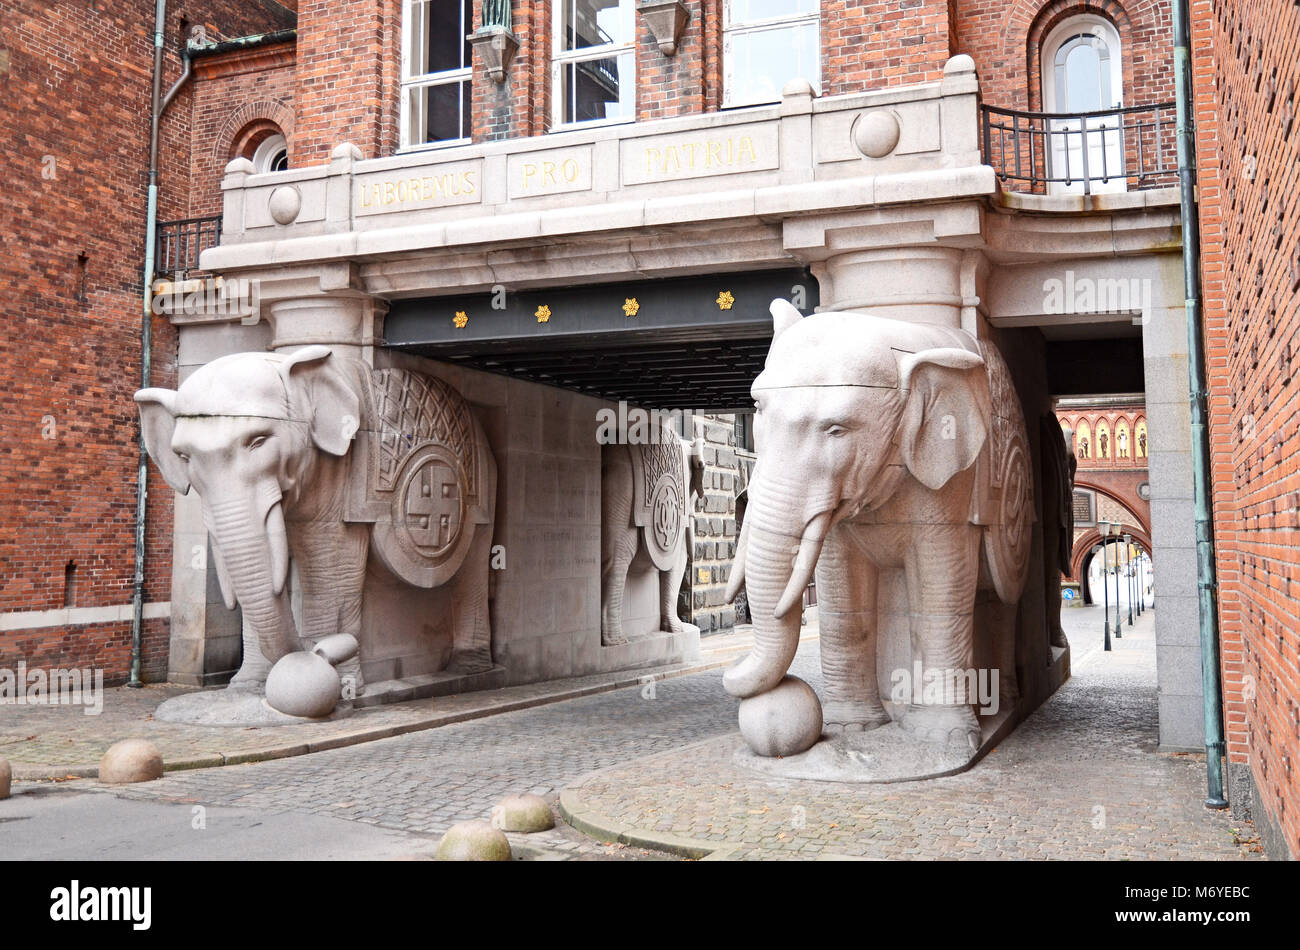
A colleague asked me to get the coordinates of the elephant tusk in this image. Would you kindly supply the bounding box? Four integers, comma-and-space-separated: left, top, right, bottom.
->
724, 517, 751, 603
266, 501, 290, 597
774, 510, 833, 619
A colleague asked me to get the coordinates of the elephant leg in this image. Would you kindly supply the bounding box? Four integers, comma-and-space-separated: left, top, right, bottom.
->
229, 612, 273, 688
660, 537, 688, 633
601, 447, 636, 646
447, 525, 494, 674
899, 523, 983, 747
293, 522, 369, 695
817, 525, 889, 733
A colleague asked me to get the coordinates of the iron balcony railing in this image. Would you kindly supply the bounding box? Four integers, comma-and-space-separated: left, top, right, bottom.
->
981, 102, 1178, 195
156, 215, 223, 278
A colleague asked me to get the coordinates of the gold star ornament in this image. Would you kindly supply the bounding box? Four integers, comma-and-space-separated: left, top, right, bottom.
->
453, 311, 468, 328
535, 304, 551, 323
716, 290, 734, 311
623, 297, 639, 317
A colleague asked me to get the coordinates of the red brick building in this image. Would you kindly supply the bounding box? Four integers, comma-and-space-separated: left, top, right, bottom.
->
1192, 0, 1300, 861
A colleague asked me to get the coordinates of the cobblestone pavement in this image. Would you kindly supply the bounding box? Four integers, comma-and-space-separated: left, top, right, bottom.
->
564, 605, 1264, 859
0, 631, 757, 779
6, 606, 1263, 859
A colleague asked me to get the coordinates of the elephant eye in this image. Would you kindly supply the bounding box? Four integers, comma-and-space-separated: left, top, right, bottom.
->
174, 451, 190, 463
825, 423, 849, 437
247, 435, 270, 450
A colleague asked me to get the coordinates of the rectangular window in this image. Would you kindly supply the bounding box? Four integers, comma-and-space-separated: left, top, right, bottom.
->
402, 0, 473, 148
552, 0, 636, 128
723, 0, 820, 108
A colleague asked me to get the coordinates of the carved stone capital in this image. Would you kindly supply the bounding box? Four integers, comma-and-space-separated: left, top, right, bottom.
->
638, 0, 691, 56
469, 26, 519, 83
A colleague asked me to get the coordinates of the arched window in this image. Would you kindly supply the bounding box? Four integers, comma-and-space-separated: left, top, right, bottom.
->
1041, 15, 1125, 195
251, 133, 289, 173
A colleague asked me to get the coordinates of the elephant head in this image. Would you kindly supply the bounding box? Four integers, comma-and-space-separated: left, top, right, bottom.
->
135, 346, 361, 663
723, 300, 992, 699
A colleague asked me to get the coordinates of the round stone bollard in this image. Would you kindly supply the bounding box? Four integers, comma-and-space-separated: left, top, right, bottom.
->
737, 675, 823, 758
494, 793, 554, 833
435, 820, 512, 861
98, 739, 164, 785
0, 756, 11, 799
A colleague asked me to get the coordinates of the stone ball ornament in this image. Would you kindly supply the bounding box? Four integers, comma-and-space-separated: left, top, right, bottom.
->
268, 185, 302, 225
737, 675, 824, 757
435, 820, 512, 861
264, 633, 360, 719
854, 109, 902, 158
99, 739, 164, 785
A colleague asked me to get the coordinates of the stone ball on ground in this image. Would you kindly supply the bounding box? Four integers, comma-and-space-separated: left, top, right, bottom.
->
494, 793, 554, 833
435, 820, 512, 861
99, 739, 163, 785
264, 651, 341, 718
738, 675, 823, 757
0, 756, 11, 799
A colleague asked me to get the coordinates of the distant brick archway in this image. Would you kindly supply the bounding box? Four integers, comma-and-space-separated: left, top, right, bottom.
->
218, 99, 295, 166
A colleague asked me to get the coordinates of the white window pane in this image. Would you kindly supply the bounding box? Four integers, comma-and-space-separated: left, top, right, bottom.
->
731, 0, 817, 25
727, 23, 819, 105
561, 0, 632, 51
406, 81, 469, 144
561, 51, 633, 124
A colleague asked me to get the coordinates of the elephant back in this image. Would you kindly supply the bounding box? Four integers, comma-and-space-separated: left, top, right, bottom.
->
630, 433, 688, 573
979, 342, 1034, 605
358, 368, 492, 588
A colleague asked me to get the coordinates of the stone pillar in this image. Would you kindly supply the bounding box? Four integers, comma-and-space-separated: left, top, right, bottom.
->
689, 413, 742, 634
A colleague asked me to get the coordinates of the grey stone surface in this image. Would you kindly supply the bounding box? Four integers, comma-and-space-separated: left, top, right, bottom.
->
153, 687, 353, 727
99, 740, 163, 785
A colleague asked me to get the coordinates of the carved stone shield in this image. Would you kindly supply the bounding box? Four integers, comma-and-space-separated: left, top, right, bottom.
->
631, 435, 687, 572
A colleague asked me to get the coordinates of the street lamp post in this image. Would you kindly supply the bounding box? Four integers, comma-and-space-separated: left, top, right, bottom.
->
1097, 524, 1111, 651
1124, 533, 1135, 627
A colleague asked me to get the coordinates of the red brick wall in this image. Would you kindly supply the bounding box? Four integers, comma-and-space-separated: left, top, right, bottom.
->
292, 0, 400, 164
636, 0, 708, 120
0, 0, 289, 684
186, 42, 298, 218
1193, 0, 1300, 858
821, 0, 950, 95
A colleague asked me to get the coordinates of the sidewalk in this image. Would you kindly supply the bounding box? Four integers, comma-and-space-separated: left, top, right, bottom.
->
1, 627, 775, 781
559, 605, 1265, 860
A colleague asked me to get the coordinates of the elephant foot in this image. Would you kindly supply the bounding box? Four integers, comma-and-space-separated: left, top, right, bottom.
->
901, 703, 981, 748
822, 700, 891, 735
662, 617, 685, 635
447, 648, 493, 675
601, 623, 628, 647
228, 665, 269, 691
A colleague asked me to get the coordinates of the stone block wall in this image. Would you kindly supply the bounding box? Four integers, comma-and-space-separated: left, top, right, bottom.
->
687, 412, 745, 635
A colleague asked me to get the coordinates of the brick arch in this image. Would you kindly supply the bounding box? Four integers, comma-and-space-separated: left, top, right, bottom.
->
1073, 525, 1152, 602
1000, 1, 1137, 113
215, 99, 295, 166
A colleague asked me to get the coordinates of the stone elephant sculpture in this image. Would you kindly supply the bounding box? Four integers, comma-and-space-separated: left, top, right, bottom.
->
724, 301, 1033, 755
135, 346, 496, 713
600, 425, 704, 645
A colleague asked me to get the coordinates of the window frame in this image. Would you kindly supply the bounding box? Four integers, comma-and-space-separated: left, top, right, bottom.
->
1041, 13, 1124, 114
722, 0, 821, 109
251, 133, 289, 173
400, 0, 474, 152
550, 0, 638, 132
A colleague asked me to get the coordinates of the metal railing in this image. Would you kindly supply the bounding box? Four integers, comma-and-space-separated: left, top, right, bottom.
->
981, 102, 1178, 195
155, 215, 222, 278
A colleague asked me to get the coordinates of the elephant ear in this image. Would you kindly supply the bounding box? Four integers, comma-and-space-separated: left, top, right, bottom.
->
280, 345, 361, 457
897, 348, 991, 491
134, 388, 191, 494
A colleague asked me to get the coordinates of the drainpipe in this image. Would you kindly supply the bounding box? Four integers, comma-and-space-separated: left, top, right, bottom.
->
1172, 0, 1228, 809
130, 0, 188, 687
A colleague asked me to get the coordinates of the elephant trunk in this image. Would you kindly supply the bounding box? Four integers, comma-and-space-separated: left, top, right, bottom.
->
205, 493, 299, 663
723, 479, 833, 699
